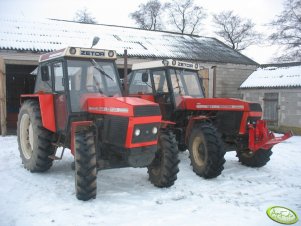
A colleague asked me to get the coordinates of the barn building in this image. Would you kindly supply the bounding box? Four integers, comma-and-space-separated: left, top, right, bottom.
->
240, 62, 301, 134
0, 17, 258, 135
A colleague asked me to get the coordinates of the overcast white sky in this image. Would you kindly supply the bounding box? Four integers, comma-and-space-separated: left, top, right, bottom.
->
0, 0, 285, 64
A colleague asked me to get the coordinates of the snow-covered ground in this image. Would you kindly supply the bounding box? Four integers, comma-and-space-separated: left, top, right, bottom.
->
0, 135, 300, 226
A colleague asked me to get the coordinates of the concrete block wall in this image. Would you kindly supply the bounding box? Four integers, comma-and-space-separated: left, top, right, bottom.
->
241, 88, 301, 132
216, 64, 257, 99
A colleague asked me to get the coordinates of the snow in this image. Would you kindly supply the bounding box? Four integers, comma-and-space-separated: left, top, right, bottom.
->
240, 65, 301, 88
0, 135, 300, 226
0, 17, 256, 65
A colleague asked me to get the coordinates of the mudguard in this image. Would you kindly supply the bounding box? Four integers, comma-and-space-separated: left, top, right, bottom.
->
20, 94, 56, 132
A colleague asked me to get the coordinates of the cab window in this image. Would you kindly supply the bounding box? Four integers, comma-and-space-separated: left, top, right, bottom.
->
53, 62, 64, 92
34, 64, 52, 93
152, 70, 168, 93
129, 70, 153, 94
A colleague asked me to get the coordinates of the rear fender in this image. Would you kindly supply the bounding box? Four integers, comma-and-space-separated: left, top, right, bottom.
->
185, 116, 209, 143
21, 94, 56, 132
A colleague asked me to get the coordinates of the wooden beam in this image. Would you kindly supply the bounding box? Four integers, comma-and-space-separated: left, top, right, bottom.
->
0, 57, 7, 136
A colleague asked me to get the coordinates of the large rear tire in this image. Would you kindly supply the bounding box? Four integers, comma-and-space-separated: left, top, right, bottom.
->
148, 131, 179, 188
17, 100, 56, 172
178, 143, 187, 152
188, 123, 225, 178
75, 130, 97, 201
237, 148, 272, 167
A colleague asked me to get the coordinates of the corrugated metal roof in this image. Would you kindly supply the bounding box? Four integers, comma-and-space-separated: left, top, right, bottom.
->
0, 17, 258, 65
240, 65, 301, 89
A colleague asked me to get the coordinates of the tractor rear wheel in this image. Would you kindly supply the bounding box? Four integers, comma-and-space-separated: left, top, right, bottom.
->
236, 148, 272, 167
188, 123, 225, 178
17, 100, 56, 172
75, 130, 97, 201
148, 131, 179, 188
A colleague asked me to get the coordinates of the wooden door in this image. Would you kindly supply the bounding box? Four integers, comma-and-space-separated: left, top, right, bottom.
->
263, 93, 279, 127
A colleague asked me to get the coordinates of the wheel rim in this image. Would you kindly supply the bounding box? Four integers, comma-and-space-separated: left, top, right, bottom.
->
20, 113, 34, 159
192, 136, 207, 167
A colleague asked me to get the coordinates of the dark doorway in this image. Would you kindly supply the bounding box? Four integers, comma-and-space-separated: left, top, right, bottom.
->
6, 64, 37, 132
263, 93, 279, 128
117, 68, 132, 79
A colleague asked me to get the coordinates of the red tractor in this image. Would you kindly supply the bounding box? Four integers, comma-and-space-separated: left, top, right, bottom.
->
17, 45, 179, 201
127, 59, 292, 178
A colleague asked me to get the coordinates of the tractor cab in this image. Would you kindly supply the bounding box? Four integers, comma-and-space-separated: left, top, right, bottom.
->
35, 47, 122, 131
128, 59, 204, 120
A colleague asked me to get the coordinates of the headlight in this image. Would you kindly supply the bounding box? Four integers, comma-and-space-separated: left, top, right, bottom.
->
108, 50, 115, 57
162, 59, 169, 66
152, 127, 158, 134
69, 47, 76, 55
134, 128, 141, 136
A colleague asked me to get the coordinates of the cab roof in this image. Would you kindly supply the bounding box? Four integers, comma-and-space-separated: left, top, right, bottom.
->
39, 47, 117, 62
131, 59, 202, 71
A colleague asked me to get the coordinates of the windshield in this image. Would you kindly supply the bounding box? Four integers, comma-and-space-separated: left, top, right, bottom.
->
169, 69, 204, 98
67, 59, 121, 112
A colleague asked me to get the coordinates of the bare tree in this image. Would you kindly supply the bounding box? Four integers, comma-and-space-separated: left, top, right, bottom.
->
74, 8, 97, 24
130, 0, 163, 30
213, 11, 261, 51
165, 0, 206, 34
269, 0, 301, 61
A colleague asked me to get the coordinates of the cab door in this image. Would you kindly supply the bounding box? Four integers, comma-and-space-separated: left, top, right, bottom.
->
52, 61, 69, 132
151, 69, 173, 120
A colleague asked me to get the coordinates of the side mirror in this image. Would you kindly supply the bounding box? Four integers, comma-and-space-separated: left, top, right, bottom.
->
142, 72, 149, 83
41, 66, 50, 81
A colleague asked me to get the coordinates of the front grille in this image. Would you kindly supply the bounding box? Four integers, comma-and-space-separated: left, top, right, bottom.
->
132, 123, 160, 143
102, 115, 129, 147
134, 105, 161, 117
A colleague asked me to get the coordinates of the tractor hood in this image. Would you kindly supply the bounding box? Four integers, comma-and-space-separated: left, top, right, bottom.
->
176, 96, 261, 112
80, 94, 161, 117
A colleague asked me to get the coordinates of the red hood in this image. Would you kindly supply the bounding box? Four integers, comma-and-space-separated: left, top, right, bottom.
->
80, 94, 159, 117
177, 96, 256, 112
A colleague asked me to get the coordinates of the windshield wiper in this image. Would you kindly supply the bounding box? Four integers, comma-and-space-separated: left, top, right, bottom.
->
174, 69, 183, 95
90, 59, 114, 81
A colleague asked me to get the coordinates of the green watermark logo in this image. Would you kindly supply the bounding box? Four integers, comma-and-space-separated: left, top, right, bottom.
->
267, 206, 299, 224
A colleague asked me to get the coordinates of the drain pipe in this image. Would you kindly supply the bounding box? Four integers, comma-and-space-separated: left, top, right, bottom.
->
211, 66, 217, 98
123, 49, 128, 95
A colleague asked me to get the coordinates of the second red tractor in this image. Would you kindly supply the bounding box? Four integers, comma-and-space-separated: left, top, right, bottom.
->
127, 59, 292, 178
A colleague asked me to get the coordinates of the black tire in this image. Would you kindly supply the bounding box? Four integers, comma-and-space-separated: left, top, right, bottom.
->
188, 123, 225, 178
17, 100, 56, 172
75, 130, 97, 201
148, 131, 179, 188
236, 148, 272, 167
178, 143, 188, 152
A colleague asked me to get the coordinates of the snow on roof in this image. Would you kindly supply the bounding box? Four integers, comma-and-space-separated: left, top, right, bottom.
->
240, 65, 301, 89
0, 17, 257, 65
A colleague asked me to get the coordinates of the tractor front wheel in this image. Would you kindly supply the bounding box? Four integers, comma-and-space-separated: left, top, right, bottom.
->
236, 148, 272, 167
75, 130, 97, 201
17, 100, 56, 172
148, 131, 179, 188
188, 123, 225, 178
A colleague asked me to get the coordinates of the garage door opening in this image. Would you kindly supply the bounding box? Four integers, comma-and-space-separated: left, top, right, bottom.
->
6, 64, 37, 133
